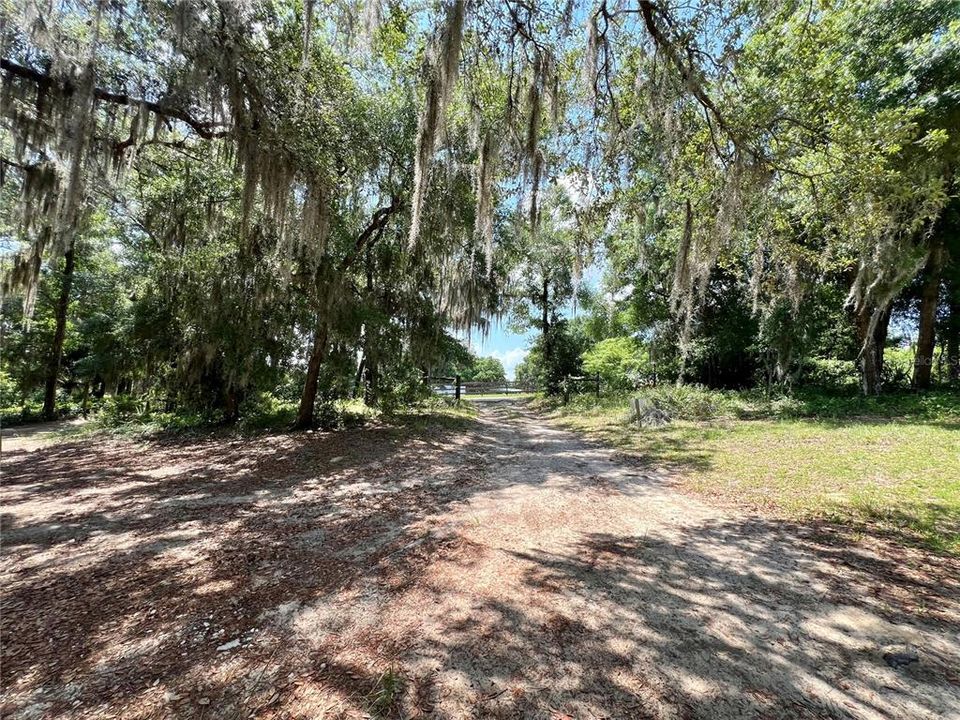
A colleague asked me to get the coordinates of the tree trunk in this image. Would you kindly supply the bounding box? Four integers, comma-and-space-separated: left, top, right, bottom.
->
363, 362, 378, 406
294, 321, 329, 429
80, 382, 91, 416
855, 304, 889, 396
874, 306, 891, 376
913, 243, 945, 389
861, 340, 879, 396
353, 356, 366, 398
541, 275, 554, 392
947, 277, 960, 383
541, 276, 550, 358
650, 329, 658, 386
361, 246, 379, 406
224, 386, 241, 424
42, 245, 76, 421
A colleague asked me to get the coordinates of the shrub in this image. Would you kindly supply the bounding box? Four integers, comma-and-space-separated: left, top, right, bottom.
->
800, 357, 860, 391
582, 336, 648, 389
633, 385, 749, 420
237, 392, 298, 430
882, 347, 915, 390
0, 370, 19, 408
1, 403, 45, 426
571, 385, 960, 424
98, 395, 146, 424
377, 369, 432, 414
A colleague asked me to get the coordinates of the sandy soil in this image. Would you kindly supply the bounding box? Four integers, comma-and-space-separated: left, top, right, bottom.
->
1, 418, 89, 453
2, 403, 958, 719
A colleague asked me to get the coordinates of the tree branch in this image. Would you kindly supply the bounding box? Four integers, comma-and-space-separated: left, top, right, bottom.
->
635, 2, 744, 157
339, 195, 403, 272
1, 58, 232, 140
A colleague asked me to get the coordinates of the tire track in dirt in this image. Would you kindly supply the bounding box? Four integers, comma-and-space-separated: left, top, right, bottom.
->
379, 402, 960, 720
2, 404, 957, 720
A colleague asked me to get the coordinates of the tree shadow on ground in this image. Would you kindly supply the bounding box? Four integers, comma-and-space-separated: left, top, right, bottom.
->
1, 405, 957, 719
1, 410, 520, 718
405, 520, 960, 719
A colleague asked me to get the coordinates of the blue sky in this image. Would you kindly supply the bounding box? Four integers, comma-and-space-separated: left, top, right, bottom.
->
462, 256, 605, 379
462, 321, 534, 380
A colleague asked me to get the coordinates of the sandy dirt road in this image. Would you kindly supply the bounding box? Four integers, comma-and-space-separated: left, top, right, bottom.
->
2, 403, 958, 719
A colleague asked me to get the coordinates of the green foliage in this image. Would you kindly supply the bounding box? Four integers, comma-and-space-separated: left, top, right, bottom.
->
107, 394, 143, 417
800, 358, 861, 392
432, 345, 507, 383
91, 393, 383, 436
1, 402, 44, 427
581, 336, 647, 389
2, 0, 958, 429
552, 384, 960, 430
515, 320, 588, 391
0, 369, 18, 408
374, 366, 433, 416
465, 356, 506, 382
514, 352, 538, 384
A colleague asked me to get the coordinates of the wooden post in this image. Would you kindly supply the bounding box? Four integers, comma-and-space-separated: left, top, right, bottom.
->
596, 372, 601, 399
563, 375, 570, 405
455, 375, 461, 401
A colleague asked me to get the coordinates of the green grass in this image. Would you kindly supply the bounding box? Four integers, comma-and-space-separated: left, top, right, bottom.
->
386, 397, 478, 431
549, 389, 960, 555
69, 395, 477, 441
367, 668, 405, 718
462, 391, 537, 401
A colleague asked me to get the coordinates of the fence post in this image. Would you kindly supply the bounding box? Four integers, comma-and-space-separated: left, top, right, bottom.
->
563, 375, 570, 405
455, 374, 461, 401
596, 372, 601, 399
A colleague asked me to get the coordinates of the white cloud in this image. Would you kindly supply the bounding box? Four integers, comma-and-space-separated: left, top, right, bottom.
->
489, 347, 529, 380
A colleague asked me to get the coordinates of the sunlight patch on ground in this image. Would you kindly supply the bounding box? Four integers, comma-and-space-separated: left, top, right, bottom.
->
550, 401, 960, 554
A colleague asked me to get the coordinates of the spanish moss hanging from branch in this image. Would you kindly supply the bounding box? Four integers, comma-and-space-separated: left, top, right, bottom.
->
475, 128, 498, 276
408, 0, 465, 249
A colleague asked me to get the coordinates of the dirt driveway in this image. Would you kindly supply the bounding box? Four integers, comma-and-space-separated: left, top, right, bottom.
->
2, 403, 958, 719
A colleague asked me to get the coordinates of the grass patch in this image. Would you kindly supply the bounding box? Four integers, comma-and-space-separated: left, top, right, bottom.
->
73, 395, 476, 442
461, 392, 537, 401
549, 388, 960, 555
539, 386, 960, 422
366, 668, 405, 718
386, 397, 478, 432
